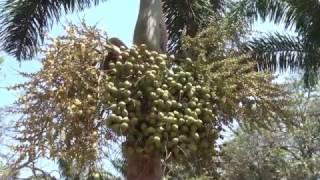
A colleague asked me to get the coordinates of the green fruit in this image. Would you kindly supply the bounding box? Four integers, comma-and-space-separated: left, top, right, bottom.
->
146, 72, 156, 79
162, 84, 168, 90
180, 77, 187, 84
120, 122, 129, 131
204, 93, 211, 100
159, 61, 166, 69
185, 82, 193, 89
185, 72, 192, 78
121, 109, 129, 117
185, 108, 193, 116
168, 117, 177, 124
171, 124, 179, 131
171, 100, 178, 108
156, 88, 163, 95
165, 100, 173, 108
136, 91, 143, 98
110, 115, 122, 123
192, 132, 200, 141
168, 112, 175, 117
157, 126, 165, 133
150, 92, 157, 99
115, 61, 122, 67
173, 110, 180, 117
92, 172, 100, 179
109, 62, 116, 69
162, 92, 169, 100
158, 112, 165, 120
109, 86, 118, 95
155, 99, 165, 109
123, 80, 132, 89
125, 61, 134, 69
195, 108, 201, 115
152, 136, 161, 146
177, 103, 183, 108
118, 101, 126, 109
172, 137, 179, 145
195, 120, 203, 127
151, 65, 159, 70
122, 116, 129, 123
176, 83, 183, 89
186, 116, 196, 125
189, 101, 197, 108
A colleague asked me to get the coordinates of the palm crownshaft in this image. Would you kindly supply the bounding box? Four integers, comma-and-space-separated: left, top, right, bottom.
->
134, 0, 167, 52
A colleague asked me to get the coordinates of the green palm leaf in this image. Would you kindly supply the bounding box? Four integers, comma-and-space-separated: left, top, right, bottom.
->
163, 0, 224, 54
0, 0, 107, 60
244, 33, 320, 87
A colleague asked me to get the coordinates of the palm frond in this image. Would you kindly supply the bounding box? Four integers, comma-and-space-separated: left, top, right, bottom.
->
0, 0, 107, 60
162, 0, 224, 54
232, 0, 287, 25
235, 0, 320, 33
244, 33, 306, 71
244, 33, 320, 86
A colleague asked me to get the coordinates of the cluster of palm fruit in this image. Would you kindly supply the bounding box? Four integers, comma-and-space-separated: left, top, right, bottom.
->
104, 44, 218, 159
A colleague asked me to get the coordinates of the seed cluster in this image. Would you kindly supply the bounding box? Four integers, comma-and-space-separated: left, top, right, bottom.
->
103, 45, 218, 158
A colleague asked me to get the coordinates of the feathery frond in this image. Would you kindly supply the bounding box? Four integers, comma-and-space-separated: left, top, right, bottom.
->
0, 0, 107, 60
244, 33, 320, 87
162, 0, 225, 54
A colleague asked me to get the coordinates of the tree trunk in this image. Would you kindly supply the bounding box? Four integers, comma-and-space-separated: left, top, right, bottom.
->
127, 152, 162, 180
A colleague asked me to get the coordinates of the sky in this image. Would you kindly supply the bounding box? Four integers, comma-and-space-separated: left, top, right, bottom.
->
0, 0, 295, 178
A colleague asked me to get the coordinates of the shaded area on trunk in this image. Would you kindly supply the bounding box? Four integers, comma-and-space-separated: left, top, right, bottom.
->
127, 152, 162, 180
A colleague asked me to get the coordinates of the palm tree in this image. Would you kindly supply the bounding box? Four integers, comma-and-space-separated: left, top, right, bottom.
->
0, 0, 223, 60
0, 0, 224, 180
236, 0, 320, 87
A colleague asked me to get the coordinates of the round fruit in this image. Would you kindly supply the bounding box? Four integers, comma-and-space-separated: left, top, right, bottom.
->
120, 122, 129, 131
152, 136, 161, 146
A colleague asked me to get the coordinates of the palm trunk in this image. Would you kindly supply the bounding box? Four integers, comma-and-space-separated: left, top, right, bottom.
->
127, 152, 162, 180
134, 0, 167, 52
127, 0, 166, 179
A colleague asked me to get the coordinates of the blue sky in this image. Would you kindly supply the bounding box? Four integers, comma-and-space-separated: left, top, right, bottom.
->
0, 0, 295, 178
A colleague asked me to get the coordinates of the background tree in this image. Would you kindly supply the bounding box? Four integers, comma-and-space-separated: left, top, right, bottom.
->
221, 81, 320, 180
